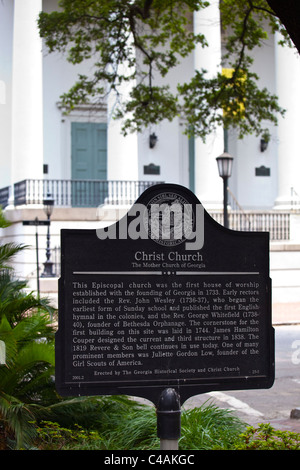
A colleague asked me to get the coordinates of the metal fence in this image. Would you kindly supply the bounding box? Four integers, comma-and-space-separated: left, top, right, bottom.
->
0, 186, 10, 209
0, 179, 294, 241
13, 179, 162, 207
210, 210, 290, 241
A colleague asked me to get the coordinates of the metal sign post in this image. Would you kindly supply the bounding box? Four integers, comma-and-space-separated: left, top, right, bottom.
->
22, 218, 50, 297
157, 388, 181, 450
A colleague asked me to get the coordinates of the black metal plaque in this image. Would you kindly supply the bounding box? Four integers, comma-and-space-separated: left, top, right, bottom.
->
55, 184, 274, 405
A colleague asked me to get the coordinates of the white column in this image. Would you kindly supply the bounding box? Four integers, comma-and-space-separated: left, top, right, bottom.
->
193, 1, 223, 208
274, 33, 300, 209
107, 105, 138, 182
11, 0, 44, 184
107, 40, 138, 183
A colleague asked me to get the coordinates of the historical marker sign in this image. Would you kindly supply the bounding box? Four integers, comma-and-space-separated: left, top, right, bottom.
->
55, 184, 274, 404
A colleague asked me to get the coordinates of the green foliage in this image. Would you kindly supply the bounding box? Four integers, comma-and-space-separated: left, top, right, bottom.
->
0, 209, 57, 449
31, 396, 155, 450
101, 400, 158, 450
0, 208, 27, 270
34, 421, 104, 450
2, 208, 299, 452
234, 423, 300, 450
30, 398, 247, 450
180, 401, 245, 450
0, 209, 11, 230
39, 395, 136, 432
33, 408, 300, 451
97, 398, 246, 450
38, 0, 289, 140
0, 308, 57, 448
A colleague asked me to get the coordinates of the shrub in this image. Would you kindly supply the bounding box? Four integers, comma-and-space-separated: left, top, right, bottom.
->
235, 423, 300, 450
31, 399, 247, 450
180, 401, 245, 450
34, 421, 104, 450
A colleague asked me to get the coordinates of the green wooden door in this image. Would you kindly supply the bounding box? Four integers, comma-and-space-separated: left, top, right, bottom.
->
71, 122, 107, 206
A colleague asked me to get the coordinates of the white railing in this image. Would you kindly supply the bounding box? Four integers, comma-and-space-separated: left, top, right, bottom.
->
0, 180, 293, 241
210, 210, 290, 241
13, 179, 162, 207
291, 187, 300, 211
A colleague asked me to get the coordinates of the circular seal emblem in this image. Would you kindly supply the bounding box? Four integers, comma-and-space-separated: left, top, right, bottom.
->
144, 191, 194, 246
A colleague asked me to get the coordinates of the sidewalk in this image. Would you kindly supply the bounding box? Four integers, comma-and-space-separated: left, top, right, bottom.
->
248, 416, 300, 434
269, 302, 300, 433
183, 303, 300, 434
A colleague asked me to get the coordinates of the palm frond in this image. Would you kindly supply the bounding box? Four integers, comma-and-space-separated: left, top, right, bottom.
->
0, 208, 11, 229
0, 392, 39, 449
0, 228, 57, 449
0, 243, 28, 269
0, 272, 56, 325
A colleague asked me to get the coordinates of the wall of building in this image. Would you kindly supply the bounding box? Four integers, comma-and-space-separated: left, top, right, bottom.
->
1, 1, 300, 321
0, 0, 13, 188
227, 31, 278, 210
2, 1, 299, 210
42, 0, 109, 181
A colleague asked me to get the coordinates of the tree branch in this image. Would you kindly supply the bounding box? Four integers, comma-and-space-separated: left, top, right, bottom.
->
129, 0, 154, 20
128, 1, 155, 93
248, 0, 277, 18
266, 0, 300, 53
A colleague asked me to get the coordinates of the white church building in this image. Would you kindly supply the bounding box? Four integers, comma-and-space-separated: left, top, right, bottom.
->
0, 0, 300, 318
